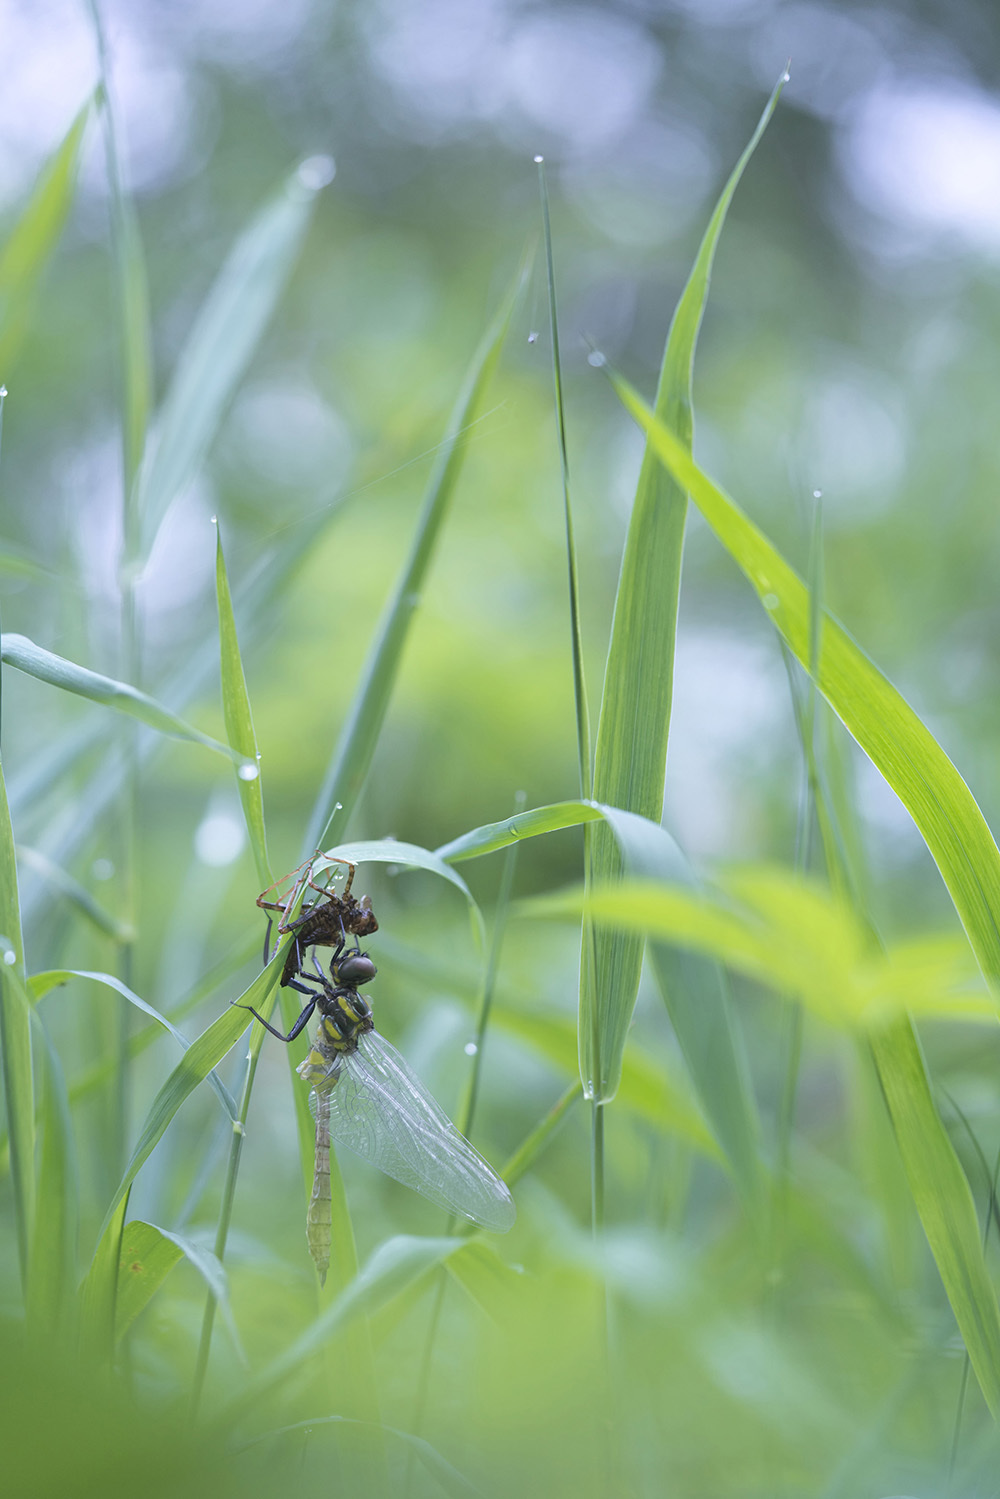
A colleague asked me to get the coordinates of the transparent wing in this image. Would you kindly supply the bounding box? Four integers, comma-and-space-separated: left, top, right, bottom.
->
306, 1030, 515, 1232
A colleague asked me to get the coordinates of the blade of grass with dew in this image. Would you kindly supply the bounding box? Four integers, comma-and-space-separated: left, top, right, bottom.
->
16, 846, 134, 943
610, 379, 1000, 989
585, 74, 786, 1108
435, 799, 606, 862
0, 100, 91, 372
26, 1012, 76, 1339
215, 523, 269, 886
305, 250, 532, 852
1, 633, 253, 768
130, 157, 332, 570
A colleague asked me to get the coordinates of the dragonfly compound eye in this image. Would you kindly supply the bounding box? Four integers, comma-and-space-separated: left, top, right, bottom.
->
336, 953, 377, 987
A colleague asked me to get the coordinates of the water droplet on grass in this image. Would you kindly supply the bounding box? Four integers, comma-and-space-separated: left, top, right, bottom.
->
298, 155, 335, 190
587, 350, 606, 368
464, 1041, 478, 1056
3, 949, 15, 966
92, 858, 114, 881
763, 593, 779, 610
812, 489, 822, 500
238, 762, 260, 781
528, 331, 539, 344
533, 154, 544, 164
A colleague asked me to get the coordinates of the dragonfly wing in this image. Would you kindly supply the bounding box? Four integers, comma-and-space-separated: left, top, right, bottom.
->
314, 1030, 515, 1232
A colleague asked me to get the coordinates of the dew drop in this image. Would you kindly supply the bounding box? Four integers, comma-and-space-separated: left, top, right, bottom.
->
528, 331, 539, 344
3, 949, 16, 966
334, 801, 343, 812
0, 385, 7, 399
210, 514, 218, 525
763, 593, 779, 610
238, 762, 260, 781
533, 154, 544, 164
464, 1041, 478, 1056
297, 154, 336, 190
812, 489, 822, 500
92, 858, 115, 881
587, 350, 607, 368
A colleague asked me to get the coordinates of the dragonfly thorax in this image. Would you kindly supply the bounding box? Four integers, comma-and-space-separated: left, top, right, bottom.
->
315, 985, 373, 1054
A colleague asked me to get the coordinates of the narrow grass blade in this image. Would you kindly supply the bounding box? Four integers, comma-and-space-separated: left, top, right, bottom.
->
870, 1017, 1000, 1416
90, 949, 284, 1251
611, 380, 1000, 989
131, 158, 330, 568
446, 1238, 523, 1320
16, 846, 134, 943
435, 799, 604, 863
500, 1080, 582, 1189
2, 632, 253, 767
79, 1193, 127, 1363
215, 524, 270, 886
537, 157, 591, 799
217, 1235, 461, 1422
31, 968, 238, 1118
115, 1220, 240, 1353
585, 74, 786, 1106
0, 740, 32, 1288
0, 101, 90, 372
26, 1017, 76, 1337
305, 251, 532, 852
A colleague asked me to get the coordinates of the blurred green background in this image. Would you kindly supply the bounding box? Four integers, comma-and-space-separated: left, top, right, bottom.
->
5, 1, 1000, 1495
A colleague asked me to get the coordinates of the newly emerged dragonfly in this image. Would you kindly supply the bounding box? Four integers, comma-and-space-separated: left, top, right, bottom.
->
242, 877, 515, 1280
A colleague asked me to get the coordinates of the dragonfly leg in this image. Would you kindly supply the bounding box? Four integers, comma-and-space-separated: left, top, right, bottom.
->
236, 997, 317, 1043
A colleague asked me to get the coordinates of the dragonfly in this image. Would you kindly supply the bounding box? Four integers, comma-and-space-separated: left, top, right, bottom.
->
241, 913, 515, 1282
256, 854, 379, 990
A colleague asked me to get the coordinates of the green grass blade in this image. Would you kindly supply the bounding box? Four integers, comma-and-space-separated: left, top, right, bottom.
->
0, 101, 90, 373
585, 74, 786, 1106
217, 1235, 461, 1422
0, 738, 31, 1289
611, 378, 1000, 989
500, 1080, 582, 1188
435, 799, 605, 863
32, 968, 238, 1118
131, 159, 330, 568
325, 838, 484, 947
79, 1193, 127, 1363
1, 632, 253, 767
537, 158, 591, 799
304, 251, 532, 852
870, 1018, 1000, 1416
113, 1220, 182, 1340
596, 807, 762, 1205
26, 1014, 76, 1338
90, 950, 284, 1253
215, 525, 270, 886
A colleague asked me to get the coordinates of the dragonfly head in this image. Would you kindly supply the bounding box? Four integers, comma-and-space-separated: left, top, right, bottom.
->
334, 951, 377, 988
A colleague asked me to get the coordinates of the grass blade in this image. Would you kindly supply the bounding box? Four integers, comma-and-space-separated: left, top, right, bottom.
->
215, 524, 270, 886
0, 101, 91, 372
26, 1016, 76, 1338
584, 74, 786, 1106
0, 735, 31, 1289
611, 379, 1000, 990
305, 251, 532, 852
16, 846, 134, 943
435, 800, 604, 862
2, 632, 253, 767
113, 1220, 183, 1341
131, 159, 331, 569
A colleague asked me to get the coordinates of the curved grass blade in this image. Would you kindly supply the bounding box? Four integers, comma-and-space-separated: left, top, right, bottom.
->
0, 100, 91, 372
90, 948, 284, 1253
115, 1220, 240, 1355
1, 633, 252, 768
610, 380, 1000, 991
585, 73, 786, 1106
215, 524, 270, 886
305, 249, 532, 852
131, 158, 330, 569
30, 968, 238, 1118
324, 838, 485, 950
435, 800, 604, 863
